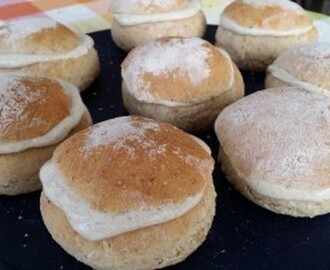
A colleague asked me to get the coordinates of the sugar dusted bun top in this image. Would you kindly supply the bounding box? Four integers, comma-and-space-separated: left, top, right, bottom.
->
215, 87, 330, 192
110, 0, 189, 14
53, 116, 213, 214
0, 73, 70, 142
122, 37, 234, 106
268, 43, 330, 94
221, 0, 313, 33
0, 17, 80, 54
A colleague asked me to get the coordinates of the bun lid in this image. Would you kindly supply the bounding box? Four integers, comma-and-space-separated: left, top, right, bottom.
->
222, 0, 313, 31
110, 0, 189, 14
215, 87, 330, 190
53, 116, 214, 214
0, 73, 70, 142
122, 37, 234, 105
268, 43, 330, 93
0, 17, 80, 54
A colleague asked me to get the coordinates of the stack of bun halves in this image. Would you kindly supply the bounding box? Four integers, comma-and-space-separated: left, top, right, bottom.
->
0, 0, 328, 269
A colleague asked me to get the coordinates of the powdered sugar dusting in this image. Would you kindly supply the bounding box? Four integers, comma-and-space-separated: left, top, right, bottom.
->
0, 17, 57, 44
82, 117, 167, 158
241, 0, 304, 12
289, 43, 330, 58
0, 74, 44, 136
216, 88, 330, 188
122, 38, 211, 102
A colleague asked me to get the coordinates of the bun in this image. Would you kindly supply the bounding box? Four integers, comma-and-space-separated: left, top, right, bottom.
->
121, 37, 244, 133
215, 87, 330, 217
110, 0, 206, 51
215, 0, 317, 71
0, 73, 91, 195
0, 17, 100, 91
266, 42, 330, 97
40, 116, 216, 269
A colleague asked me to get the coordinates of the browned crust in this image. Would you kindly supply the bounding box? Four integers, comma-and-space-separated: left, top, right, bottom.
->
0, 23, 80, 54
52, 116, 214, 213
111, 11, 206, 51
218, 146, 330, 217
0, 111, 91, 195
224, 0, 313, 31
122, 37, 234, 103
122, 64, 244, 132
40, 176, 216, 269
0, 75, 71, 141
0, 47, 100, 92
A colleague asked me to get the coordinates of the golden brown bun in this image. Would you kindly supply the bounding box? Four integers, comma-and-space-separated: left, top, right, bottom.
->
40, 178, 216, 270
121, 37, 244, 133
111, 11, 206, 51
215, 0, 317, 71
215, 87, 330, 217
0, 17, 100, 91
53, 116, 213, 213
40, 116, 216, 269
266, 43, 330, 95
0, 74, 92, 195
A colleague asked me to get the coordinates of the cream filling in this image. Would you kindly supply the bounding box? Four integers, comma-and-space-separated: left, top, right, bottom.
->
123, 48, 234, 107
113, 0, 201, 26
220, 14, 313, 37
267, 66, 330, 97
40, 160, 204, 241
0, 80, 86, 154
229, 155, 330, 202
0, 35, 94, 68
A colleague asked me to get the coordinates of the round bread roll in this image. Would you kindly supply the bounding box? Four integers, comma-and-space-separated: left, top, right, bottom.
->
0, 17, 100, 91
110, 0, 206, 51
40, 116, 216, 270
0, 73, 92, 195
266, 43, 330, 97
121, 37, 244, 133
214, 87, 330, 217
215, 0, 317, 71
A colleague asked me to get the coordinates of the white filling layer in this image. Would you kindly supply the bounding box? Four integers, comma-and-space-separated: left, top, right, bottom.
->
0, 35, 94, 68
0, 80, 86, 154
113, 0, 201, 26
233, 165, 330, 202
40, 161, 204, 241
267, 66, 330, 97
220, 14, 313, 37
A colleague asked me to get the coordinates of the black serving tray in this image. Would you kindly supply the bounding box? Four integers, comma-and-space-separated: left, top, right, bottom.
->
0, 26, 330, 270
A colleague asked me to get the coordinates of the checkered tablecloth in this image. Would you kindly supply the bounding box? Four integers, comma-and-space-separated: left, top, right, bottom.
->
0, 0, 329, 39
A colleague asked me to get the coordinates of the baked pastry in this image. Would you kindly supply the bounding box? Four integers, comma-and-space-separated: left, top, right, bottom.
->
215, 0, 317, 71
121, 37, 244, 133
266, 42, 330, 96
0, 73, 91, 195
110, 0, 206, 51
0, 17, 100, 91
215, 87, 330, 217
40, 116, 216, 269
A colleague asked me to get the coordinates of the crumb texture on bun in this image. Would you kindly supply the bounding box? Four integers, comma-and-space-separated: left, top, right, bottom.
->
267, 43, 330, 96
40, 116, 216, 269
215, 87, 330, 217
